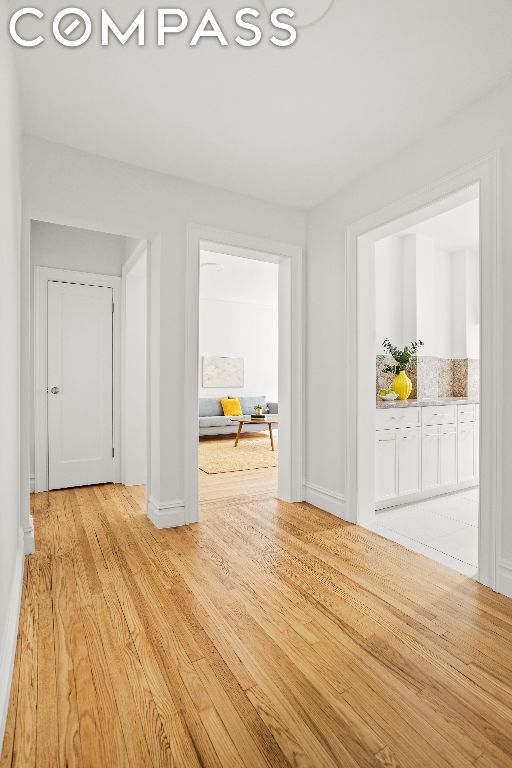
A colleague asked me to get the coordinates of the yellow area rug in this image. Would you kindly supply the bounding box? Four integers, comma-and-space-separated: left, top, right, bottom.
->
199, 435, 278, 474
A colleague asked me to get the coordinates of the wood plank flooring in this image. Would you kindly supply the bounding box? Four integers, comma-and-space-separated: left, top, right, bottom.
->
3, 473, 512, 767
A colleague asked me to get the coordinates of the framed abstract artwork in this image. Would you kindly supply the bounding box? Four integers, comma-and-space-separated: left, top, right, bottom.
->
202, 356, 244, 387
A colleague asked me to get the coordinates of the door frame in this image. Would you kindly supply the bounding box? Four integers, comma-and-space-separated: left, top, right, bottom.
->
121, 242, 148, 486
34, 266, 121, 492
185, 224, 305, 521
345, 151, 501, 591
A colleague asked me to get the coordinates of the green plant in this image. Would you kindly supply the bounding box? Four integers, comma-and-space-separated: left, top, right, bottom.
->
382, 338, 424, 375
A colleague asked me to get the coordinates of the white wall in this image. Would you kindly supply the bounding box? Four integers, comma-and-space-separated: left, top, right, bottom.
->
199, 300, 278, 401
452, 248, 480, 360
375, 232, 479, 360
0, 4, 24, 745
199, 253, 278, 401
31, 220, 127, 275
307, 74, 512, 569
415, 239, 453, 359
375, 235, 417, 352
22, 137, 306, 524
123, 246, 147, 486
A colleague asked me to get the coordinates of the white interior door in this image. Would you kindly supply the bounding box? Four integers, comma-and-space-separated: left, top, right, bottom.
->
47, 280, 114, 490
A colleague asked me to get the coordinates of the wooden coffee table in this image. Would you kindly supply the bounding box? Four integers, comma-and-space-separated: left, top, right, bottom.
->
230, 417, 278, 451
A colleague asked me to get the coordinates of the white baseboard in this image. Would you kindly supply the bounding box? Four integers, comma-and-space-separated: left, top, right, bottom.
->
305, 482, 347, 520
29, 475, 35, 494
147, 496, 186, 529
497, 559, 512, 599
375, 480, 478, 511
123, 478, 146, 488
0, 529, 24, 749
23, 515, 35, 556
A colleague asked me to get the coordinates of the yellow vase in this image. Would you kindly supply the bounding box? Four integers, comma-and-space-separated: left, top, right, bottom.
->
392, 370, 412, 401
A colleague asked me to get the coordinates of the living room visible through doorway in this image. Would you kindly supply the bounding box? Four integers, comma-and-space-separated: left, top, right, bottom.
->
198, 249, 279, 502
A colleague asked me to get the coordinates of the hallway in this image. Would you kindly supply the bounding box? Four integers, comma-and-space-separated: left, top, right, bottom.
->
2, 484, 512, 767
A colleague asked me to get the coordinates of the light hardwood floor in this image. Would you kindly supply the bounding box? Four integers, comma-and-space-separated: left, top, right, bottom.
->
2, 470, 512, 767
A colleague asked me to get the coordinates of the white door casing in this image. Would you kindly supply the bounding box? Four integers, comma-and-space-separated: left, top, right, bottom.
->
47, 280, 114, 490
346, 152, 500, 592
184, 225, 304, 528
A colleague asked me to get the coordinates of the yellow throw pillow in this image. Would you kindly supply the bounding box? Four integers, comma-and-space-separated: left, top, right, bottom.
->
221, 398, 242, 417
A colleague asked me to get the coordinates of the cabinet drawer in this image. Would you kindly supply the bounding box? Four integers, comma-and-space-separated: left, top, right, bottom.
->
421, 405, 456, 427
376, 407, 420, 431
458, 404, 476, 423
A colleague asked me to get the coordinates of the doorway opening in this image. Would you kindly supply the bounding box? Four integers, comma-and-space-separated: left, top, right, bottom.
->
185, 227, 304, 523
198, 249, 279, 502
31, 220, 149, 500
371, 189, 480, 577
346, 154, 500, 590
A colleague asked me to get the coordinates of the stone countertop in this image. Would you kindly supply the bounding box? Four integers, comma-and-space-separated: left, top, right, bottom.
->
376, 397, 480, 409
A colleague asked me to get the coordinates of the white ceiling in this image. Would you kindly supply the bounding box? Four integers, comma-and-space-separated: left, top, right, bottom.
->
200, 250, 278, 305
401, 198, 479, 252
13, 0, 512, 208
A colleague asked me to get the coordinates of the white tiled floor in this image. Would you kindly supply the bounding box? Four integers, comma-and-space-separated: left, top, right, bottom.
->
370, 488, 479, 577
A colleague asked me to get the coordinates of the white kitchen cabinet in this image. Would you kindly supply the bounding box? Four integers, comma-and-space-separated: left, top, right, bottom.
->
420, 424, 457, 492
376, 401, 479, 510
422, 404, 457, 427
458, 422, 477, 483
397, 428, 421, 496
376, 407, 420, 431
375, 432, 398, 501
421, 426, 440, 490
476, 405, 480, 480
440, 426, 458, 486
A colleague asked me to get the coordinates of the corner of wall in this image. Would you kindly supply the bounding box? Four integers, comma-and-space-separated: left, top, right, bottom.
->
305, 482, 347, 520
0, 529, 25, 750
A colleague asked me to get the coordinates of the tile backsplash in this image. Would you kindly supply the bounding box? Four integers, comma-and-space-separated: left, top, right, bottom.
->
376, 355, 479, 399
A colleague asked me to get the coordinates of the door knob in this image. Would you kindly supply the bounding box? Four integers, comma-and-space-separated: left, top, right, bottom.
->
50, 386, 60, 395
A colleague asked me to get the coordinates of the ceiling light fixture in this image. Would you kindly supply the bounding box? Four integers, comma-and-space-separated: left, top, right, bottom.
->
200, 262, 224, 271
262, 0, 334, 28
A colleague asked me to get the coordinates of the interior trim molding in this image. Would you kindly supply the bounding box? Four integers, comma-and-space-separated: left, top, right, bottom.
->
120, 243, 148, 488
497, 559, 512, 599
305, 482, 346, 519
186, 224, 305, 524
0, 530, 24, 749
345, 151, 501, 593
147, 496, 186, 529
29, 475, 35, 494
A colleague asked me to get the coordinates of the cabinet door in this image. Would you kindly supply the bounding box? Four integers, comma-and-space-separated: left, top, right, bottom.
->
398, 428, 421, 496
375, 432, 397, 501
475, 407, 480, 480
458, 423, 477, 483
422, 428, 440, 491
440, 426, 457, 486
